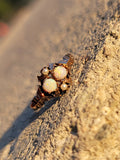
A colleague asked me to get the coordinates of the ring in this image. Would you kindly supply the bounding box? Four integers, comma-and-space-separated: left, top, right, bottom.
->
31, 54, 74, 110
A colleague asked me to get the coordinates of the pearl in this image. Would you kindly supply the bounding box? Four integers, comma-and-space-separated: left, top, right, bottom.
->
60, 83, 68, 91
42, 78, 57, 93
53, 66, 68, 80
42, 67, 49, 75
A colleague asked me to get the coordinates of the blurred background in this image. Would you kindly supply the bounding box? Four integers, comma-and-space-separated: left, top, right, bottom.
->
1, 0, 115, 156
0, 0, 32, 37
0, 0, 83, 152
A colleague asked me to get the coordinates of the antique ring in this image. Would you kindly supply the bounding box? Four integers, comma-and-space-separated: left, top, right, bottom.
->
31, 54, 74, 110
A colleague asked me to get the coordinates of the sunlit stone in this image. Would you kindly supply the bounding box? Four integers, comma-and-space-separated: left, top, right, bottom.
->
42, 78, 57, 93
60, 83, 68, 91
53, 66, 68, 80
42, 67, 49, 75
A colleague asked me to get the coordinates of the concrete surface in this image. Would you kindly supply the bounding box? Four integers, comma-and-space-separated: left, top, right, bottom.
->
0, 0, 119, 159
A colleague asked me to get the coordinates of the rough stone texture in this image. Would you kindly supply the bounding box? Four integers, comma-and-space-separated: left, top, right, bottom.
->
0, 0, 120, 159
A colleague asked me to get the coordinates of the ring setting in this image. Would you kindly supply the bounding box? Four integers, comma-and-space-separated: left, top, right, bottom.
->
31, 54, 74, 110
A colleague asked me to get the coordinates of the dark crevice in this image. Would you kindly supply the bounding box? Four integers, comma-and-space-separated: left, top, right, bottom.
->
109, 32, 118, 39
95, 124, 110, 140
70, 124, 78, 136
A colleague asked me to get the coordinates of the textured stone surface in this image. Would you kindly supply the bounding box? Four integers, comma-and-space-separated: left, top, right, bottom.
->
0, 0, 120, 159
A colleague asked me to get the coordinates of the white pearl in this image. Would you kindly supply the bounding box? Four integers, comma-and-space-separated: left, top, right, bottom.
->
53, 66, 68, 80
42, 68, 49, 75
60, 83, 68, 91
42, 78, 57, 93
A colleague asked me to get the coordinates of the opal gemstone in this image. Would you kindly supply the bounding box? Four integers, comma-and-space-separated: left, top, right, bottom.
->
60, 83, 68, 91
43, 78, 57, 93
53, 66, 68, 80
42, 67, 49, 75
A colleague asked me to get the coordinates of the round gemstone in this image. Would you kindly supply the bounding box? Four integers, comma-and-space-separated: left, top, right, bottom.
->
60, 83, 68, 91
42, 78, 57, 93
42, 67, 49, 75
53, 66, 68, 80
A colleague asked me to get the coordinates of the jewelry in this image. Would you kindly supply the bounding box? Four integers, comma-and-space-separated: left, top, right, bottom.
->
31, 54, 74, 110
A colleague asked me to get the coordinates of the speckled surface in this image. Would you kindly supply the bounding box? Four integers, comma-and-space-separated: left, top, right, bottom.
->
0, 0, 120, 159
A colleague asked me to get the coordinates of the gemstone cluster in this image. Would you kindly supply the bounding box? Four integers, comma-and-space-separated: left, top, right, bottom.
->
31, 54, 74, 110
